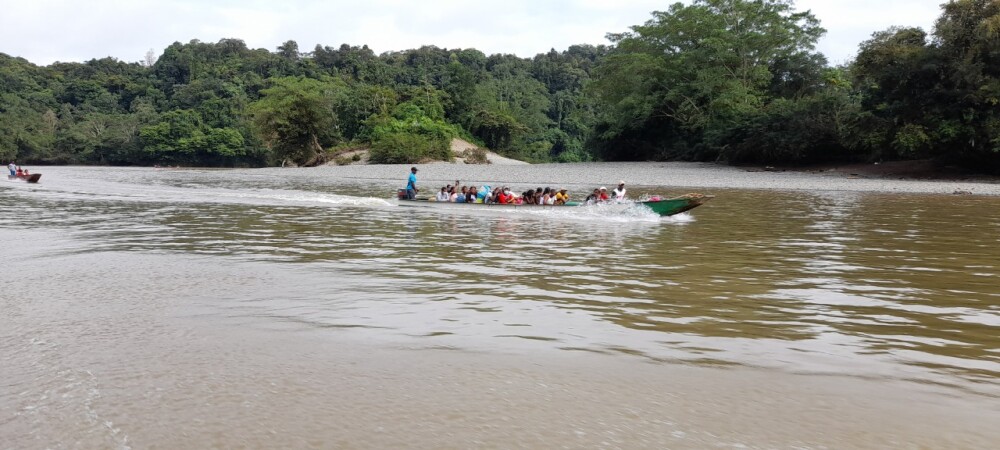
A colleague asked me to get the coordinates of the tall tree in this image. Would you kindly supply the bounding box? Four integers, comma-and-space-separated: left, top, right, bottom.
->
932, 0, 1000, 169
590, 0, 826, 160
249, 76, 342, 165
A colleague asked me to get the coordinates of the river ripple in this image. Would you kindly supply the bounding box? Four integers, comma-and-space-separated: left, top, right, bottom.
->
2, 165, 998, 447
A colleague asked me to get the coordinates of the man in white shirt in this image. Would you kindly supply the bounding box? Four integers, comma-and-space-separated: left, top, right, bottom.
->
613, 181, 627, 201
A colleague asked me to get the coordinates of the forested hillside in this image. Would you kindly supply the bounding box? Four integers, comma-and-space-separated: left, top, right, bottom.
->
1, 0, 998, 171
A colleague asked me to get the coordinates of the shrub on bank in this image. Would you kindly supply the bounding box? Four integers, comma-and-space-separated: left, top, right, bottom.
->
462, 147, 489, 164
369, 132, 449, 164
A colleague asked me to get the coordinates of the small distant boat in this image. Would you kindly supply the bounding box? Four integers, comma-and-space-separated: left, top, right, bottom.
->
7, 173, 41, 183
396, 192, 712, 217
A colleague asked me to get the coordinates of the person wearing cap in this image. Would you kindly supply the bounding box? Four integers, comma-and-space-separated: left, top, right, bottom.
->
613, 181, 627, 201
598, 186, 610, 202
404, 167, 418, 200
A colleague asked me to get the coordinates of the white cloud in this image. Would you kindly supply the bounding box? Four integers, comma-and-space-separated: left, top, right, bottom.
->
0, 0, 944, 65
797, 0, 942, 64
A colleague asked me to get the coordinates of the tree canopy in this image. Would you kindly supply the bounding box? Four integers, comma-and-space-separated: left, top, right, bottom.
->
1, 0, 998, 172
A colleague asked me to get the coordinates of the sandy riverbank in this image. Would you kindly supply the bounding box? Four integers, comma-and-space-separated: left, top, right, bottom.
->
318, 161, 1000, 196
327, 138, 529, 166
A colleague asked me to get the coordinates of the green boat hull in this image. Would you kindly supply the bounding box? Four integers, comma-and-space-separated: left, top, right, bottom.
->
396, 193, 712, 217
639, 194, 713, 216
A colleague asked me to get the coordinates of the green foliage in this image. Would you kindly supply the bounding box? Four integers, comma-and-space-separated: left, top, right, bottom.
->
249, 76, 342, 165
461, 146, 489, 164
846, 0, 1000, 170
3, 2, 1000, 172
365, 100, 456, 163
368, 100, 461, 144
893, 124, 931, 156
468, 109, 526, 150
590, 0, 828, 161
369, 132, 448, 164
929, 0, 1000, 169
332, 82, 397, 140
139, 109, 245, 162
715, 91, 860, 163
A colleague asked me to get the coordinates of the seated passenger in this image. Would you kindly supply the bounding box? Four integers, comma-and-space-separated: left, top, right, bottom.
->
522, 190, 534, 205
455, 186, 468, 203
599, 187, 610, 202
498, 187, 515, 204
436, 187, 450, 202
585, 188, 601, 204
541, 187, 554, 205
15, 167, 23, 176
613, 181, 627, 201
554, 188, 569, 205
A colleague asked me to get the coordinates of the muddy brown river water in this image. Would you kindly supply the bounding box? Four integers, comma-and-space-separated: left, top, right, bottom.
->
2, 165, 998, 448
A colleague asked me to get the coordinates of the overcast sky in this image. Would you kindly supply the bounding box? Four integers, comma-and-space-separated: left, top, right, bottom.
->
1, 0, 944, 67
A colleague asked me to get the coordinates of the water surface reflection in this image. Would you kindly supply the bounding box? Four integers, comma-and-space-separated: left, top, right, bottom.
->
2, 167, 998, 397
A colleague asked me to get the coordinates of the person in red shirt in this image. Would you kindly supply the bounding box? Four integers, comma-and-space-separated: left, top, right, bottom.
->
599, 187, 610, 202
499, 187, 515, 204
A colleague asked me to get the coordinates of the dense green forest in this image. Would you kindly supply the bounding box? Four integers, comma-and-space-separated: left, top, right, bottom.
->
1, 0, 999, 171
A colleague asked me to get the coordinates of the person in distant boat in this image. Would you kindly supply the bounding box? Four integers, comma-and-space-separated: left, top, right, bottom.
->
613, 181, 627, 201
7, 162, 15, 176
404, 167, 418, 200
599, 187, 610, 202
554, 188, 569, 205
585, 188, 601, 204
15, 167, 23, 177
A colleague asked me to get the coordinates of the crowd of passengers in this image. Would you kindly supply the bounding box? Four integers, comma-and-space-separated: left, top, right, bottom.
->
433, 181, 626, 205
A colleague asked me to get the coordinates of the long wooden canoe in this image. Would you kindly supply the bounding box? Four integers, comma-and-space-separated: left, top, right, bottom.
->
397, 193, 712, 217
